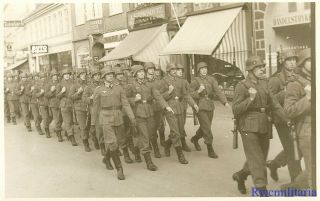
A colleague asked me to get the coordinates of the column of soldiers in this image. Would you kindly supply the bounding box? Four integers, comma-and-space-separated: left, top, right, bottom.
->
232, 48, 313, 195
5, 48, 313, 190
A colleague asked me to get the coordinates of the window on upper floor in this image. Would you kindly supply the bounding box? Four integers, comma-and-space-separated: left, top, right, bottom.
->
53, 13, 57, 36
75, 4, 86, 25
64, 9, 70, 33
48, 16, 52, 37
288, 2, 297, 13
193, 3, 220, 12
59, 11, 63, 35
86, 3, 103, 20
304, 2, 310, 9
109, 3, 123, 16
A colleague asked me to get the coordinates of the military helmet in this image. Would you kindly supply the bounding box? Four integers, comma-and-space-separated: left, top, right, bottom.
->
77, 68, 87, 77
245, 56, 265, 71
90, 68, 101, 77
50, 69, 59, 77
33, 72, 40, 77
61, 68, 72, 76
281, 49, 298, 64
101, 66, 115, 78
176, 63, 184, 70
20, 72, 27, 78
114, 67, 124, 75
26, 72, 33, 78
196, 62, 208, 72
131, 65, 144, 76
297, 48, 311, 68
39, 72, 46, 78
144, 62, 156, 70
166, 63, 177, 72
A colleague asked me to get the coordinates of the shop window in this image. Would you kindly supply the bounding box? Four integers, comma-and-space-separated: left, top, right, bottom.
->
304, 2, 310, 9
75, 4, 86, 25
109, 3, 123, 16
288, 2, 297, 13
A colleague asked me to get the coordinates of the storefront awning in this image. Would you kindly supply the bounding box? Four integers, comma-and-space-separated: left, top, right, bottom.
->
161, 7, 242, 55
99, 24, 168, 62
212, 10, 248, 73
5, 59, 28, 71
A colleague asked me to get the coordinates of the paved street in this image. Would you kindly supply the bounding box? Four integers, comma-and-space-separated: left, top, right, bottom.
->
5, 101, 292, 197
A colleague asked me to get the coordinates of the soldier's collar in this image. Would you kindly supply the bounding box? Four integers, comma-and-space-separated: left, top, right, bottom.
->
104, 81, 113, 88
247, 73, 258, 84
136, 78, 145, 85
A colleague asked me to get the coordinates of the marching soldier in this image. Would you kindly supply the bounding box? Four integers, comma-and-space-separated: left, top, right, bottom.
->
36, 72, 52, 138
154, 66, 166, 146
15, 72, 32, 131
283, 48, 312, 189
29, 73, 44, 135
176, 63, 191, 152
5, 72, 19, 125
83, 67, 101, 151
92, 66, 136, 180
144, 62, 163, 158
4, 74, 11, 123
56, 68, 78, 146
189, 62, 230, 158
126, 65, 171, 171
267, 49, 302, 182
232, 56, 288, 194
45, 70, 63, 142
158, 63, 199, 164
70, 68, 91, 152
114, 67, 135, 163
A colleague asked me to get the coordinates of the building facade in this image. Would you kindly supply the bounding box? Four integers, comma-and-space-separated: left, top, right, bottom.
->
23, 4, 74, 73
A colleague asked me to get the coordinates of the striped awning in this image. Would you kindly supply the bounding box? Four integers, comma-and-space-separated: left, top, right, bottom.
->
212, 10, 248, 73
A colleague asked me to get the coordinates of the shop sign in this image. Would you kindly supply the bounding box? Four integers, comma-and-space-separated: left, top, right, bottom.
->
31, 45, 48, 54
4, 20, 24, 27
87, 19, 104, 34
273, 12, 310, 27
103, 29, 129, 49
127, 4, 167, 30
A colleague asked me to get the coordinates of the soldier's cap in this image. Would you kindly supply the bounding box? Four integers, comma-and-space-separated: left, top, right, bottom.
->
281, 49, 298, 64
144, 62, 156, 70
131, 65, 145, 76
101, 66, 115, 78
245, 56, 265, 71
196, 62, 208, 72
50, 69, 59, 77
61, 68, 72, 76
166, 63, 178, 72
90, 68, 101, 77
39, 72, 46, 78
114, 67, 124, 75
77, 68, 87, 77
297, 48, 311, 68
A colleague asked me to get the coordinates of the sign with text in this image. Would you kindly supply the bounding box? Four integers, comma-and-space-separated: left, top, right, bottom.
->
4, 20, 24, 27
31, 45, 48, 54
127, 4, 167, 30
273, 12, 311, 27
103, 29, 129, 49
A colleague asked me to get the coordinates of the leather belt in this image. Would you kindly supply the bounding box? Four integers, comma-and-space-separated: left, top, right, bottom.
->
248, 107, 269, 113
102, 106, 122, 110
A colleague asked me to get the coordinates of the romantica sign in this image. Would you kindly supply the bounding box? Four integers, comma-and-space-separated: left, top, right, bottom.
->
273, 12, 310, 27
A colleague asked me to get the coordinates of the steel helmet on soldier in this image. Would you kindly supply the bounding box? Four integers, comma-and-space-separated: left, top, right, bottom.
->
90, 67, 101, 77
39, 72, 46, 78
297, 48, 311, 68
144, 62, 156, 70
281, 49, 298, 64
166, 63, 177, 72
50, 69, 59, 77
196, 62, 208, 72
101, 66, 115, 78
77, 68, 87, 77
177, 63, 184, 71
61, 68, 72, 76
245, 56, 265, 71
131, 65, 144, 77
114, 67, 124, 75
